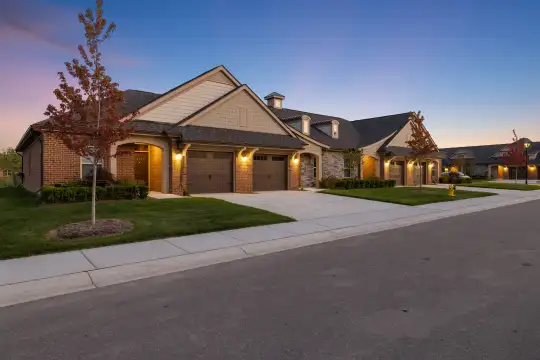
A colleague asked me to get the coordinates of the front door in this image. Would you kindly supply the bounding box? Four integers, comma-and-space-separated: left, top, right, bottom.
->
134, 152, 149, 185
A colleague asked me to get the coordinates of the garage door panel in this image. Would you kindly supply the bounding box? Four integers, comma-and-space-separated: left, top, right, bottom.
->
187, 151, 233, 194
253, 154, 287, 191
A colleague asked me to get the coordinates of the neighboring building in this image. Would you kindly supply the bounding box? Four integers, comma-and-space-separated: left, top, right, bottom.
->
0, 159, 15, 186
15, 65, 442, 194
441, 139, 540, 180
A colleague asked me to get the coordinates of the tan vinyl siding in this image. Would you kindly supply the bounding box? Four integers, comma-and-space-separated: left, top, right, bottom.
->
388, 121, 412, 147
190, 89, 287, 135
141, 80, 234, 123
206, 71, 236, 86
22, 139, 42, 192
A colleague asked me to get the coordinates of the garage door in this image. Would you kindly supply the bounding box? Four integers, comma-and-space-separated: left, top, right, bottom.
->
253, 154, 287, 191
187, 151, 233, 194
389, 161, 404, 185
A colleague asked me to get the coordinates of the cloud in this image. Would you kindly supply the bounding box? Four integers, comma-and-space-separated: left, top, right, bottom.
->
0, 0, 142, 67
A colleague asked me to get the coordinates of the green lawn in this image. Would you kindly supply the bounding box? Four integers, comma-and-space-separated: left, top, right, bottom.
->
461, 181, 540, 191
0, 188, 293, 260
321, 187, 495, 206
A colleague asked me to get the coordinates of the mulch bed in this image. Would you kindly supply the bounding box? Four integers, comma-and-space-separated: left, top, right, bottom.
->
56, 219, 134, 240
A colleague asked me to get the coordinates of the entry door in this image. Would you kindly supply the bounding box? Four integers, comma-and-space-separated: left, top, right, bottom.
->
187, 151, 233, 194
253, 155, 287, 191
389, 161, 404, 185
134, 152, 149, 185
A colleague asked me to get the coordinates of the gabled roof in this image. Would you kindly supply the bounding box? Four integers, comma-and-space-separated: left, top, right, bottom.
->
271, 107, 360, 149
440, 143, 510, 164
351, 113, 411, 148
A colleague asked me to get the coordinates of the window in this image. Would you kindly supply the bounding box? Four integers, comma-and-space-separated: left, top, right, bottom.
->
302, 119, 310, 135
332, 121, 339, 139
3, 169, 12, 177
81, 156, 103, 177
254, 155, 267, 161
343, 157, 351, 178
313, 158, 317, 179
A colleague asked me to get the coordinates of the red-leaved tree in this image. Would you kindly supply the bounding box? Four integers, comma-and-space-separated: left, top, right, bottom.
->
42, 0, 136, 225
500, 130, 526, 183
406, 111, 438, 189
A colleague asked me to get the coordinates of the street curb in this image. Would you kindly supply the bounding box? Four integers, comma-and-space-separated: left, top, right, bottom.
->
1, 194, 539, 308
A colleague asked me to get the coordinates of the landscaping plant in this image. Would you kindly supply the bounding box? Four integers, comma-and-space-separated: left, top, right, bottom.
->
405, 111, 438, 189
41, 0, 136, 225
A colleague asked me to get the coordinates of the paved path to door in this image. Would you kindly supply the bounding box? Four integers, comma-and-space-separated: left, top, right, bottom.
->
195, 190, 405, 221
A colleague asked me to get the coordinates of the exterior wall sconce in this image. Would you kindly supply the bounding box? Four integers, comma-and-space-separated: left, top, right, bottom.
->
174, 153, 182, 161
292, 152, 300, 164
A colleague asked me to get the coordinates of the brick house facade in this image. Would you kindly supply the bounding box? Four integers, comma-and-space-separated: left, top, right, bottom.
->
16, 65, 442, 193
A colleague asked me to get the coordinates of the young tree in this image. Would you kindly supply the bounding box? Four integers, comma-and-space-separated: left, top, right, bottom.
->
344, 148, 364, 179
42, 0, 135, 225
500, 130, 526, 183
0, 148, 22, 171
405, 111, 438, 189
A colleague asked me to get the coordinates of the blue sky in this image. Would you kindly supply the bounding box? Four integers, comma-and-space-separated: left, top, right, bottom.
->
1, 0, 539, 148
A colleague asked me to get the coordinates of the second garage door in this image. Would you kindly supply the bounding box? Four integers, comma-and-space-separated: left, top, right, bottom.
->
253, 154, 287, 191
187, 151, 233, 194
389, 161, 404, 185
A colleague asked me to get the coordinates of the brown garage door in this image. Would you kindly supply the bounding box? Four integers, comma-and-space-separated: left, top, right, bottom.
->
253, 154, 287, 191
389, 161, 404, 185
187, 151, 233, 194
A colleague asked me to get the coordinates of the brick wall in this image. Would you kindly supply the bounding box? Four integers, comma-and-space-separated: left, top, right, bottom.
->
171, 151, 185, 195
235, 153, 252, 193
289, 156, 300, 190
117, 144, 135, 181
42, 134, 80, 185
149, 145, 163, 192
22, 138, 43, 192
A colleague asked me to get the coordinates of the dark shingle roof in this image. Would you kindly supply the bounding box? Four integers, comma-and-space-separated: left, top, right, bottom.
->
168, 125, 305, 149
271, 108, 361, 149
129, 120, 172, 134
121, 90, 161, 115
441, 141, 540, 165
351, 113, 411, 147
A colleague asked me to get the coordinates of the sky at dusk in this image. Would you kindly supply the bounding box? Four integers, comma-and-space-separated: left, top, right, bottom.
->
1, 0, 539, 149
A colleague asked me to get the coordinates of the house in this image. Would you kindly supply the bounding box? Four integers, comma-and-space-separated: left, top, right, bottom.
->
0, 159, 15, 186
15, 65, 443, 194
441, 139, 540, 180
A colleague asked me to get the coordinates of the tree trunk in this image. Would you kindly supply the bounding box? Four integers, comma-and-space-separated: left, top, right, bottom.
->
92, 162, 97, 225
418, 163, 422, 190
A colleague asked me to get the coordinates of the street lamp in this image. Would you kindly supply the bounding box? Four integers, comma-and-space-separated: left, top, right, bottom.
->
524, 141, 531, 185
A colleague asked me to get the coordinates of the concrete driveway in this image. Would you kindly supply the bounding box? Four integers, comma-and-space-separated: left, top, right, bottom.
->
196, 190, 405, 221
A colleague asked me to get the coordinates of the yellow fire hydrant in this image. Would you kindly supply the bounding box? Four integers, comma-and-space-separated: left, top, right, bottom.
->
448, 184, 455, 197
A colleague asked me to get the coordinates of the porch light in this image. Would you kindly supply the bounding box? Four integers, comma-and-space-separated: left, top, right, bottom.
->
293, 157, 299, 164
408, 163, 413, 167
428, 163, 434, 167
384, 161, 390, 166
503, 166, 508, 171
175, 153, 182, 160
241, 155, 248, 162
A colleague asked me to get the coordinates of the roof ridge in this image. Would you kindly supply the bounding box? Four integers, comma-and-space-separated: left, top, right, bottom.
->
279, 107, 348, 121
351, 112, 411, 123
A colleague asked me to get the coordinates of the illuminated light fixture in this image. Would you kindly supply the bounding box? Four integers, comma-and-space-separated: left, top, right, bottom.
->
408, 163, 413, 167
174, 153, 182, 160
384, 161, 390, 166
241, 155, 248, 162
428, 163, 434, 167
444, 167, 449, 172
503, 166, 508, 170
293, 157, 299, 164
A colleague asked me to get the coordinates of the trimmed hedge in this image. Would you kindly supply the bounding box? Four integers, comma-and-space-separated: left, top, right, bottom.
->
439, 175, 472, 184
40, 184, 149, 204
321, 178, 396, 189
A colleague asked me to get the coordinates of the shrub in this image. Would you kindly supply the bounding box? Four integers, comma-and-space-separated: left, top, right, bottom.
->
81, 168, 119, 186
320, 176, 339, 189
40, 184, 148, 203
332, 178, 396, 189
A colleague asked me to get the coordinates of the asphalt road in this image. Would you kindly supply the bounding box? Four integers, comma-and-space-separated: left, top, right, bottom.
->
2, 200, 540, 359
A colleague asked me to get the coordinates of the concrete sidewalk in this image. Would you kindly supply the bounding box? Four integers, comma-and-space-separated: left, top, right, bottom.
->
1, 188, 540, 307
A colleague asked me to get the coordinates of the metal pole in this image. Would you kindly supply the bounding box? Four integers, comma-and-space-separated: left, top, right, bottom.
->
525, 146, 529, 185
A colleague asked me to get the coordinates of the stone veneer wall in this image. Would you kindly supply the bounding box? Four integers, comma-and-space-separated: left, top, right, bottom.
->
300, 154, 316, 187
322, 151, 344, 178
